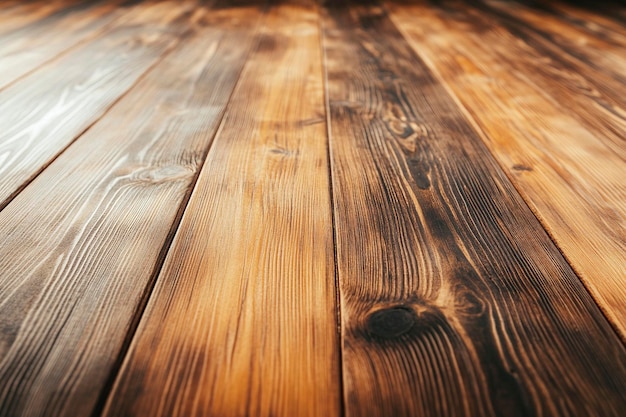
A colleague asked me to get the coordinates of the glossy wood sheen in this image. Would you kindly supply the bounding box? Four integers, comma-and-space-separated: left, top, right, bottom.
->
0, 1, 624, 416
468, 1, 626, 160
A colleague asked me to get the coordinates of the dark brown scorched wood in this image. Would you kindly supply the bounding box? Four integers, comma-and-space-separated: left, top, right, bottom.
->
321, 2, 626, 416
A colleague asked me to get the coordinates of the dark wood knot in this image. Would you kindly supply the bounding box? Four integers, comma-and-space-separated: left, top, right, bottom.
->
367, 306, 417, 339
512, 164, 533, 172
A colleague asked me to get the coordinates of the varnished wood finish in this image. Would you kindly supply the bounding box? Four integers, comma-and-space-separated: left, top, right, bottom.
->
388, 0, 626, 338
0, 1, 190, 211
103, 4, 342, 416
0, 1, 624, 416
322, 2, 626, 416
0, 4, 258, 416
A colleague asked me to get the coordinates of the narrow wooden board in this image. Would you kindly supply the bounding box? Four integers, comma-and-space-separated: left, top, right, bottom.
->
103, 4, 341, 417
0, 5, 259, 416
322, 2, 626, 416
0, 1, 193, 211
0, 0, 122, 90
388, 0, 626, 339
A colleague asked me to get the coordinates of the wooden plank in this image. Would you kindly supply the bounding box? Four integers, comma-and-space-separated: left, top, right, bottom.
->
0, 0, 122, 90
388, 0, 626, 339
0, 1, 193, 212
322, 2, 626, 416
0, 5, 259, 416
103, 3, 341, 417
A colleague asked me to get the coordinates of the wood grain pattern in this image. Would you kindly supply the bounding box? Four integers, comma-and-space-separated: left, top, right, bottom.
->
103, 3, 342, 417
387, 0, 626, 338
0, 4, 258, 416
0, 0, 122, 90
322, 2, 626, 416
1, 1, 625, 416
0, 1, 192, 212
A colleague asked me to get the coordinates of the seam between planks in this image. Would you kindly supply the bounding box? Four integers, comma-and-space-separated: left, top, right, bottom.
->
0, 8, 197, 214
382, 0, 626, 345
90, 3, 270, 416
317, 2, 346, 416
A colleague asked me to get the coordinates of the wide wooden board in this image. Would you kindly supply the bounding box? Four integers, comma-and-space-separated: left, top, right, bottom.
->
388, 0, 626, 338
0, 4, 258, 416
103, 3, 341, 417
322, 2, 626, 416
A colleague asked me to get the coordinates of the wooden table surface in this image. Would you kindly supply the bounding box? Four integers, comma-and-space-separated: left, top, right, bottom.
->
0, 0, 624, 416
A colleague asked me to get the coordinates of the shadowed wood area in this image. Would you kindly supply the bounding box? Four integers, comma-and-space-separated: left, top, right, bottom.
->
0, 0, 624, 416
